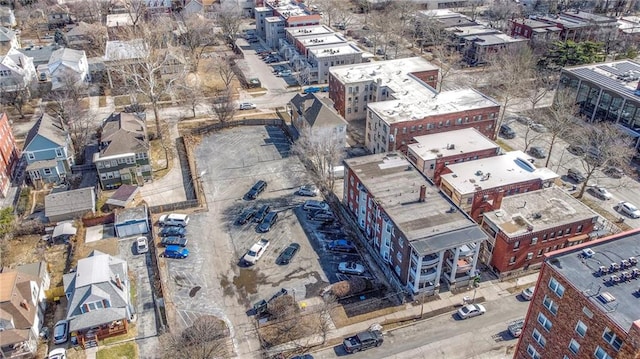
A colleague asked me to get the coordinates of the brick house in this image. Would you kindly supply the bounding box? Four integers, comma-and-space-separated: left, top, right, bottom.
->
328, 57, 440, 123
514, 230, 640, 359
481, 186, 599, 278
406, 128, 501, 185
343, 153, 488, 294
439, 151, 559, 222
290, 92, 348, 148
0, 112, 20, 198
93, 112, 151, 190
510, 18, 563, 42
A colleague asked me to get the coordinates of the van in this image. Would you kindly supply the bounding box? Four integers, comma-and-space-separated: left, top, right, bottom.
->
159, 213, 190, 227
499, 124, 516, 139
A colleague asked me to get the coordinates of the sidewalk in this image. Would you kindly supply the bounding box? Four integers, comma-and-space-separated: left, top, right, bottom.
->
268, 272, 539, 356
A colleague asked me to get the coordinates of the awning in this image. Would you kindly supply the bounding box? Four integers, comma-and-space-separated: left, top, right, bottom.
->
567, 233, 590, 242
52, 222, 77, 238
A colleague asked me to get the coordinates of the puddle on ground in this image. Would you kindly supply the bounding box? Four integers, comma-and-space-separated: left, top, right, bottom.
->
174, 275, 188, 287
220, 276, 235, 297
233, 268, 266, 295
189, 286, 201, 297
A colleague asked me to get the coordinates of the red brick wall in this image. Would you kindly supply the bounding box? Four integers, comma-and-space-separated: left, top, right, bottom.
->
388, 106, 500, 153
431, 147, 500, 185
466, 179, 541, 222
328, 73, 346, 118
409, 70, 439, 90
510, 21, 534, 38
0, 113, 20, 196
515, 262, 640, 359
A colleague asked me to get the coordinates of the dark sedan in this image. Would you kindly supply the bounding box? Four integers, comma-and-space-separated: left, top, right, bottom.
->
235, 208, 255, 225
160, 226, 186, 237
276, 243, 300, 265
257, 211, 278, 233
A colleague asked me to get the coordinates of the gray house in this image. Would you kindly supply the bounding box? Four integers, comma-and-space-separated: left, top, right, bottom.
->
290, 93, 348, 149
114, 205, 149, 238
45, 187, 96, 222
63, 250, 131, 348
23, 113, 74, 186
94, 112, 151, 190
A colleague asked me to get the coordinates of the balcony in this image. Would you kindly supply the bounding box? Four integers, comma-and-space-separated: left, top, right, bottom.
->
420, 267, 438, 282
457, 243, 476, 257
446, 257, 473, 274
422, 253, 439, 267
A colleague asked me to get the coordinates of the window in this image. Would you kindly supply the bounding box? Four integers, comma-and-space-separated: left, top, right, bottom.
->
558, 229, 564, 236
531, 237, 538, 245
543, 295, 558, 315
27, 152, 35, 160
575, 321, 587, 337
532, 329, 546, 347
43, 168, 52, 175
396, 251, 402, 262
577, 225, 583, 233
509, 256, 515, 264
549, 277, 565, 297
55, 148, 63, 157
549, 231, 555, 239
594, 346, 613, 359
565, 227, 571, 235
513, 241, 520, 250
398, 237, 404, 248
527, 252, 533, 260
537, 312, 552, 331
602, 328, 623, 351
569, 339, 580, 354
526, 345, 541, 359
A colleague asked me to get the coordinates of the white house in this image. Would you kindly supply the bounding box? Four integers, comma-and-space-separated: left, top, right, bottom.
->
0, 48, 36, 91
48, 47, 88, 90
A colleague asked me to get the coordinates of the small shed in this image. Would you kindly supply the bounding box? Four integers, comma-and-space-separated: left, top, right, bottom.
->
45, 187, 96, 223
105, 184, 141, 210
114, 205, 149, 238
52, 221, 77, 241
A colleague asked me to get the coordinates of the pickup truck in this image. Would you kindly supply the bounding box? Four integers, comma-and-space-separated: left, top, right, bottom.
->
242, 238, 270, 265
343, 330, 383, 353
160, 236, 188, 247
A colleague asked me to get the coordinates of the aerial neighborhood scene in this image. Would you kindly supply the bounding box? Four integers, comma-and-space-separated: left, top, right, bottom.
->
1, 0, 640, 358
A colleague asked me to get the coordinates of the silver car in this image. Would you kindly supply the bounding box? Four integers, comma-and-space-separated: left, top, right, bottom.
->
617, 201, 640, 218
296, 184, 319, 197
338, 262, 365, 275
457, 304, 486, 319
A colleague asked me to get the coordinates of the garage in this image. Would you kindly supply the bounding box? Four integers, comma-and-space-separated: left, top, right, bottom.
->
114, 205, 150, 238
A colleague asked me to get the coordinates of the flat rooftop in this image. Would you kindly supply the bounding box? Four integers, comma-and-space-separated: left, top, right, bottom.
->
407, 128, 500, 161
446, 25, 500, 37
563, 60, 640, 101
538, 14, 588, 28
296, 33, 347, 48
483, 186, 598, 236
286, 25, 334, 38
309, 43, 362, 57
461, 33, 528, 46
440, 151, 559, 194
547, 230, 640, 332
106, 13, 133, 27
104, 39, 148, 62
330, 57, 438, 84
268, 1, 308, 18
345, 153, 488, 254
511, 18, 562, 29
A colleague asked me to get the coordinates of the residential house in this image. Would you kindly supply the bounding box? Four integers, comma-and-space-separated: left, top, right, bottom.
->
103, 39, 148, 88
481, 186, 599, 278
22, 113, 74, 186
114, 205, 149, 238
344, 153, 489, 294
290, 93, 348, 148
48, 47, 88, 90
63, 250, 131, 348
182, 0, 216, 15
0, 112, 20, 198
439, 151, 559, 222
47, 6, 72, 30
510, 18, 563, 43
159, 47, 187, 77
0, 48, 36, 92
94, 112, 151, 189
0, 262, 50, 359
105, 14, 134, 41
104, 184, 141, 210
460, 33, 528, 66
18, 44, 60, 67
0, 26, 18, 55
406, 128, 501, 185
618, 16, 640, 43
514, 229, 640, 359
0, 6, 16, 28
45, 187, 96, 222
65, 22, 104, 53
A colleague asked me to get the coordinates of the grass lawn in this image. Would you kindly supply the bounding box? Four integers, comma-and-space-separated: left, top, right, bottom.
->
114, 96, 131, 107
96, 341, 138, 359
99, 96, 107, 107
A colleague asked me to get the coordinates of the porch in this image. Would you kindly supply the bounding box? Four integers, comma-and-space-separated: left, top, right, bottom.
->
75, 320, 128, 349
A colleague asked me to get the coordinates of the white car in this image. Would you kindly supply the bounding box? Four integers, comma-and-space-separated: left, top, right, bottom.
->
521, 286, 535, 301
159, 213, 189, 227
136, 237, 149, 254
243, 238, 270, 265
48, 348, 66, 359
617, 201, 640, 218
296, 184, 319, 197
591, 185, 612, 200
239, 102, 256, 110
457, 304, 486, 319
53, 320, 68, 344
338, 262, 365, 275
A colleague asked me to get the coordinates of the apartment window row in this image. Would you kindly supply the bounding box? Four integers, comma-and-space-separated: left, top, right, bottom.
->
526, 344, 541, 359
602, 327, 623, 351
542, 295, 559, 315
532, 329, 546, 348
537, 312, 552, 332
549, 277, 565, 297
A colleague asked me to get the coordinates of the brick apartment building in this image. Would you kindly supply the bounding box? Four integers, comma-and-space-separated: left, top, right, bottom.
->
481, 186, 599, 277
0, 112, 20, 198
439, 151, 559, 222
406, 128, 501, 185
514, 229, 640, 359
255, 0, 321, 49
510, 11, 618, 42
343, 153, 488, 294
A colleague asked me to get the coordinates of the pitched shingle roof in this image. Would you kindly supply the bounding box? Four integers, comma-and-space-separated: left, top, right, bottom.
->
23, 113, 67, 150
99, 112, 148, 157
290, 93, 347, 129
48, 47, 85, 73
0, 26, 15, 42
45, 187, 95, 219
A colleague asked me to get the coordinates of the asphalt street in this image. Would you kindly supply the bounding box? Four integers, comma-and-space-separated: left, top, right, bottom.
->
313, 294, 529, 359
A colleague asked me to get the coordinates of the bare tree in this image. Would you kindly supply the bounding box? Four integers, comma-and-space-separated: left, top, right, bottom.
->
213, 57, 237, 91
387, 1, 418, 58
211, 89, 237, 124
539, 89, 580, 168
82, 22, 109, 57
161, 315, 230, 359
526, 72, 556, 111
177, 14, 219, 71
214, 2, 242, 44
123, 0, 146, 33
176, 75, 205, 118
313, 0, 342, 27
431, 41, 462, 91
520, 123, 543, 153
0, 87, 31, 119
293, 126, 345, 191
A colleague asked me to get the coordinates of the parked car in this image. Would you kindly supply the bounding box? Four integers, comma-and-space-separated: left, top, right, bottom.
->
278, 70, 292, 77
254, 204, 271, 223
243, 238, 270, 265
302, 200, 329, 211
521, 286, 535, 301
457, 304, 486, 319
160, 236, 188, 247
264, 57, 278, 64
604, 166, 624, 178
308, 211, 335, 223
159, 213, 190, 227
508, 319, 525, 338
303, 86, 321, 94
164, 245, 189, 259
514, 116, 533, 125
235, 208, 256, 225
48, 348, 67, 359
160, 226, 186, 237
590, 185, 612, 200
273, 65, 286, 73
328, 239, 357, 252
53, 320, 69, 344
276, 243, 300, 265
343, 330, 383, 353
616, 201, 640, 218
528, 146, 547, 159
567, 144, 585, 156
321, 86, 329, 92
135, 237, 149, 254
257, 211, 278, 232
499, 124, 516, 139
567, 168, 586, 183
296, 184, 319, 197
245, 180, 267, 200
239, 102, 257, 110
338, 262, 365, 275
530, 123, 547, 133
